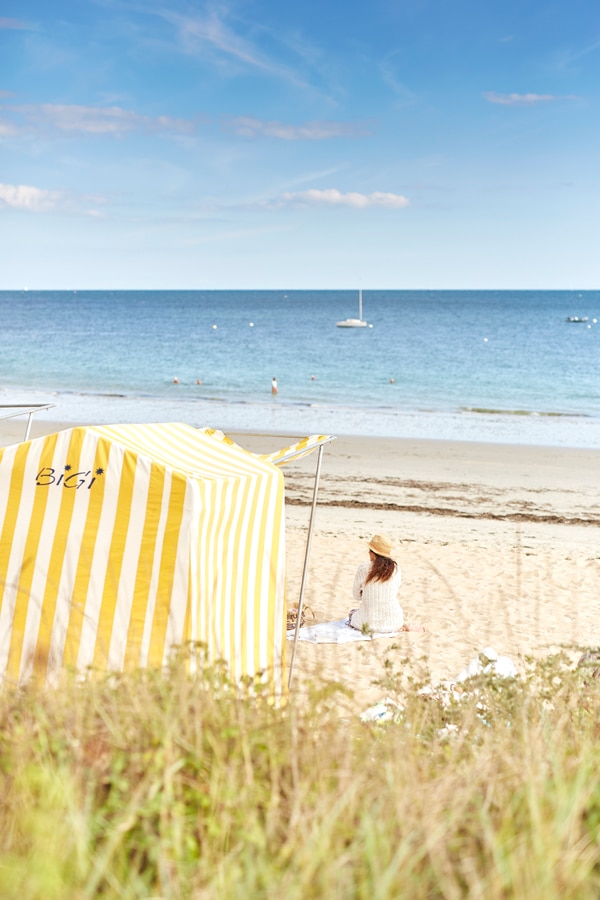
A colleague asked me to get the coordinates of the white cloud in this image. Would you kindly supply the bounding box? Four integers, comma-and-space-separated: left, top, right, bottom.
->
225, 116, 370, 140
0, 182, 64, 212
1, 103, 198, 137
266, 189, 410, 209
483, 92, 557, 106
0, 181, 108, 216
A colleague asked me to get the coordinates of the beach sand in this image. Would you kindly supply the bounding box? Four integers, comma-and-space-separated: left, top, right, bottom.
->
234, 431, 600, 711
2, 416, 599, 713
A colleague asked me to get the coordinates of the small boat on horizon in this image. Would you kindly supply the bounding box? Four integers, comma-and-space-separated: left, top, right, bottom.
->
336, 288, 369, 328
565, 316, 588, 323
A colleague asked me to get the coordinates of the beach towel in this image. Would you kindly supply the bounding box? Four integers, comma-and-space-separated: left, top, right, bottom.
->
286, 619, 400, 644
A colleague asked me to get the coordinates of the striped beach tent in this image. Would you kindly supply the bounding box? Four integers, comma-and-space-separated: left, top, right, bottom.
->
0, 423, 288, 694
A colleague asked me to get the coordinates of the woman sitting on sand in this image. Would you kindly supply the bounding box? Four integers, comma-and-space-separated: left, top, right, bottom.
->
348, 534, 423, 633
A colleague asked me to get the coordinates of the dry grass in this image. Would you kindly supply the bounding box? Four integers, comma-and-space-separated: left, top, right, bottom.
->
1, 647, 600, 898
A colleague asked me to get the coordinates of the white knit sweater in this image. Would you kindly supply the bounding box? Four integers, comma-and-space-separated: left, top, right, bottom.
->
349, 561, 404, 633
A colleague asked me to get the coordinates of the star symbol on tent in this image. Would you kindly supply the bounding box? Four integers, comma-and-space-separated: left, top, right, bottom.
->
95, 467, 105, 476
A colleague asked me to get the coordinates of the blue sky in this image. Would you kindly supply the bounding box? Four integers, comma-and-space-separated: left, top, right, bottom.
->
1, 0, 599, 289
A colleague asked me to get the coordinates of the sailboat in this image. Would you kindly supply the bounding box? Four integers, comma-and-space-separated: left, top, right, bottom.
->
336, 288, 368, 327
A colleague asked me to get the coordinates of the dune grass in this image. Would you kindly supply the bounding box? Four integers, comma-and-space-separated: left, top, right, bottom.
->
1, 648, 600, 899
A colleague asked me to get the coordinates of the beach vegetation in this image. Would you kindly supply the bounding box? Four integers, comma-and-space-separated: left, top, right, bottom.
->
1, 648, 600, 898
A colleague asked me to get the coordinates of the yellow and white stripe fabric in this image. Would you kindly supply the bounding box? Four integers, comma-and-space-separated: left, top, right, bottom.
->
0, 423, 286, 695
255, 434, 335, 467
201, 429, 335, 468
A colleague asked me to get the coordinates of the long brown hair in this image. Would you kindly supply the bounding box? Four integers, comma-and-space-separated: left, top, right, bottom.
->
366, 551, 397, 584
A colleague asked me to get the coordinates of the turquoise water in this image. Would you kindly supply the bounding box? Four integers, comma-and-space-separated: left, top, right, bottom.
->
1, 290, 599, 447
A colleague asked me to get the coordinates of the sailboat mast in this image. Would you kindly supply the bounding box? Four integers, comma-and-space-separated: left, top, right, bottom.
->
359, 288, 362, 320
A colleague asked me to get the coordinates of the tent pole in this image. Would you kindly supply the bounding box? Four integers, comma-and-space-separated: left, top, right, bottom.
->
288, 442, 325, 690
24, 412, 34, 442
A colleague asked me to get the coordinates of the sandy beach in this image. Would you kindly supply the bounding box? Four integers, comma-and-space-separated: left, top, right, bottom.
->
235, 431, 599, 710
2, 416, 599, 711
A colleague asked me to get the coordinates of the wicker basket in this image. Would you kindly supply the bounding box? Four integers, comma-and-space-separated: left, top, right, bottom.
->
286, 605, 315, 630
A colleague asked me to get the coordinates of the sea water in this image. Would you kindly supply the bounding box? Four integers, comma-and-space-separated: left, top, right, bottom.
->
1, 289, 599, 447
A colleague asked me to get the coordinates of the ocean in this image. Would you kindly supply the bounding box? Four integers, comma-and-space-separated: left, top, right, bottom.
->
1, 289, 599, 448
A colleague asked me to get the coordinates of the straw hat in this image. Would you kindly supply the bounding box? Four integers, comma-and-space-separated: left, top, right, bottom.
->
367, 533, 394, 559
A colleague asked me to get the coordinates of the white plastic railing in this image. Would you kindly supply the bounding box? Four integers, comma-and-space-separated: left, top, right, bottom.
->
0, 404, 57, 441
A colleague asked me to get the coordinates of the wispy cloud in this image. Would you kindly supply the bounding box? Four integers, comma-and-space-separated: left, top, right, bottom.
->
0, 117, 19, 137
94, 2, 332, 100
572, 38, 600, 60
225, 116, 371, 140
171, 8, 270, 70
158, 6, 309, 88
263, 189, 410, 209
555, 38, 600, 71
0, 18, 30, 30
483, 92, 563, 106
0, 103, 199, 137
0, 180, 107, 216
379, 56, 417, 107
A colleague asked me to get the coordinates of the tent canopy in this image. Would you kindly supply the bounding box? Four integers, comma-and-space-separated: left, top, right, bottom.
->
0, 424, 334, 694
0, 423, 291, 692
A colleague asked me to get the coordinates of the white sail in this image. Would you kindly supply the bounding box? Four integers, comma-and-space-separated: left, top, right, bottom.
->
336, 288, 368, 327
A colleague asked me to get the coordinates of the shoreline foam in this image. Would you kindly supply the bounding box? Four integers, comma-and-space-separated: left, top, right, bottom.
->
2, 386, 600, 449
